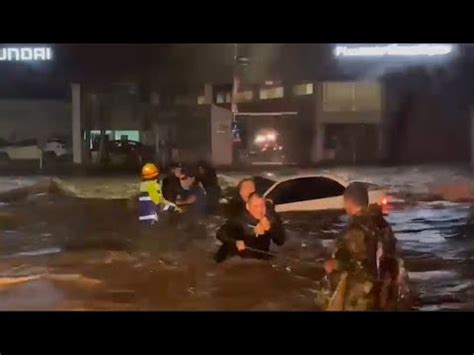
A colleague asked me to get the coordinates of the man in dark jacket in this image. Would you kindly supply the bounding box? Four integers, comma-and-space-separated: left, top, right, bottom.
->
324, 182, 399, 310
225, 177, 257, 218
162, 163, 184, 203
214, 192, 285, 263
197, 160, 221, 213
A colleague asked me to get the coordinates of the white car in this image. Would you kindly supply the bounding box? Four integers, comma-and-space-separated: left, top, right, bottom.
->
254, 174, 387, 213
43, 139, 69, 158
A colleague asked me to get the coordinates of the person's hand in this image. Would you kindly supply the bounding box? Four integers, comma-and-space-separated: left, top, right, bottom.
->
236, 240, 246, 251
254, 223, 266, 236
324, 259, 338, 274
260, 217, 271, 231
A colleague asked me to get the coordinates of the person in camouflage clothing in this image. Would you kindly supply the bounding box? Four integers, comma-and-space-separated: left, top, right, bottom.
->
324, 182, 399, 311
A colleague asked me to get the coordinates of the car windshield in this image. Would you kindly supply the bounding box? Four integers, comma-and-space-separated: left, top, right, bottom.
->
267, 176, 346, 205
253, 175, 276, 195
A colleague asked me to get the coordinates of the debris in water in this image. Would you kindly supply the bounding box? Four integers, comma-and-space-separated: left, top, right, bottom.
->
46, 274, 103, 287
0, 275, 41, 288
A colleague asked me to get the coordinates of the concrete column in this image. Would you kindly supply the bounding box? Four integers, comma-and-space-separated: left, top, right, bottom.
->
377, 123, 386, 162
311, 122, 325, 163
316, 123, 325, 163
71, 83, 82, 165
204, 83, 213, 104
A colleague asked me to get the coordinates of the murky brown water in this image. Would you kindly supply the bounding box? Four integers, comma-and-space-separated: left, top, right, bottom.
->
1, 165, 474, 310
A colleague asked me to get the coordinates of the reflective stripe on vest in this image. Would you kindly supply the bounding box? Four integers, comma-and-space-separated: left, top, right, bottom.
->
139, 214, 158, 221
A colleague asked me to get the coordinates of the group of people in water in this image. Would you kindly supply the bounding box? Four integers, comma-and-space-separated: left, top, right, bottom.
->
137, 161, 405, 310
138, 161, 220, 224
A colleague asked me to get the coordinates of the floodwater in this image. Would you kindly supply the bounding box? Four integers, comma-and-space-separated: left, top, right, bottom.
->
0, 165, 474, 310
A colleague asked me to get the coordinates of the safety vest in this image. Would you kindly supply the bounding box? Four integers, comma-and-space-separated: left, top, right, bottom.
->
138, 179, 164, 224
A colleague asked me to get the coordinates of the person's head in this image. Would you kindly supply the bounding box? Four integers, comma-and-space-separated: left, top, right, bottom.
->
180, 166, 197, 190
141, 163, 160, 180
343, 182, 369, 215
169, 163, 183, 178
238, 178, 256, 203
197, 160, 208, 176
246, 192, 266, 220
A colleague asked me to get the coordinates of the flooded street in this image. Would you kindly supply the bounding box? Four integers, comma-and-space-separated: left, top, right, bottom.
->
0, 165, 474, 310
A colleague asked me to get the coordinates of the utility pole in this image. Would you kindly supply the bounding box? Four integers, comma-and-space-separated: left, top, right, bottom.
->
231, 44, 239, 121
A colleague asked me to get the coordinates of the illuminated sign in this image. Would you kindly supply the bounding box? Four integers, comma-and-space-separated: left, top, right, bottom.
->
334, 44, 453, 57
0, 47, 52, 61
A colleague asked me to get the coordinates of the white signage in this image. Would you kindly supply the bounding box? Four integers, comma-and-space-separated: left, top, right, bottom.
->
334, 44, 453, 57
0, 47, 52, 61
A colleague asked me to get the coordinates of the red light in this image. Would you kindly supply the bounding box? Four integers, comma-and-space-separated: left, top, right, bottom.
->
382, 197, 388, 205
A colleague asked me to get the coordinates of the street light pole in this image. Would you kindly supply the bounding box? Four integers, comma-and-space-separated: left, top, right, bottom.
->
231, 43, 239, 120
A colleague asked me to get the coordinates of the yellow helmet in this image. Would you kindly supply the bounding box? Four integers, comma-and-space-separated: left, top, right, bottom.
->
142, 163, 159, 179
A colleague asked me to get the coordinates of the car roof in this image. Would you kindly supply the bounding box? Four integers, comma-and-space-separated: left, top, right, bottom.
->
270, 174, 349, 187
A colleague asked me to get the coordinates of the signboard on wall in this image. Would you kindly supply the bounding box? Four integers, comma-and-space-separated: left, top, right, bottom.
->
0, 46, 52, 61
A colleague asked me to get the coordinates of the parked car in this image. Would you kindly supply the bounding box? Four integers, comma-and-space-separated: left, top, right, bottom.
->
92, 140, 154, 166
255, 174, 387, 213
0, 140, 43, 168
43, 138, 70, 159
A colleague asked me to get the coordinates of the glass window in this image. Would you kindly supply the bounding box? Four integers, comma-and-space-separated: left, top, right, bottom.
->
260, 86, 284, 100
197, 96, 206, 105
236, 90, 253, 102
267, 177, 345, 205
353, 82, 381, 111
293, 83, 314, 96
323, 82, 354, 111
216, 93, 225, 103
323, 81, 382, 112
253, 176, 276, 195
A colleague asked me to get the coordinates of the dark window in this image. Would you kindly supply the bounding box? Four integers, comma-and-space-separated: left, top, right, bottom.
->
267, 177, 345, 205
253, 176, 276, 195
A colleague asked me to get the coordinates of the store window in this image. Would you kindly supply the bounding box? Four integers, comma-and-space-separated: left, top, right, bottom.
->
322, 81, 381, 112
216, 92, 232, 104
197, 96, 206, 105
259, 86, 284, 100
292, 83, 314, 96
236, 90, 254, 102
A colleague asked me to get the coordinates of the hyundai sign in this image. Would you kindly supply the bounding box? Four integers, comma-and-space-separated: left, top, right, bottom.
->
334, 44, 453, 58
0, 46, 52, 61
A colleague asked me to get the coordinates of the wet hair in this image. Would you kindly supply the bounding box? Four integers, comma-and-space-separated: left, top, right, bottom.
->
237, 178, 255, 191
181, 165, 198, 179
169, 162, 182, 169
247, 191, 263, 203
344, 182, 369, 207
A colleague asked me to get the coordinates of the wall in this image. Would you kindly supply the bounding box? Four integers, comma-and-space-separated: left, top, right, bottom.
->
0, 100, 71, 144
312, 82, 384, 163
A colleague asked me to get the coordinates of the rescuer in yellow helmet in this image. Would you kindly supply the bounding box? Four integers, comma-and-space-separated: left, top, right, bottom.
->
138, 163, 180, 225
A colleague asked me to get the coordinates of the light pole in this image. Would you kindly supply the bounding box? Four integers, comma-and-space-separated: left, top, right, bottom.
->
231, 43, 239, 120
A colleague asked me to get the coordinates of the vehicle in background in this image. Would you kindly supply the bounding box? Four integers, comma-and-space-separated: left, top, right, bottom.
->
42, 138, 70, 160
0, 139, 43, 168
91, 139, 155, 166
256, 174, 387, 213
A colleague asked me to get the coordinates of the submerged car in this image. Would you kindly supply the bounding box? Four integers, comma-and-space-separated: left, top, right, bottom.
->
253, 174, 387, 213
